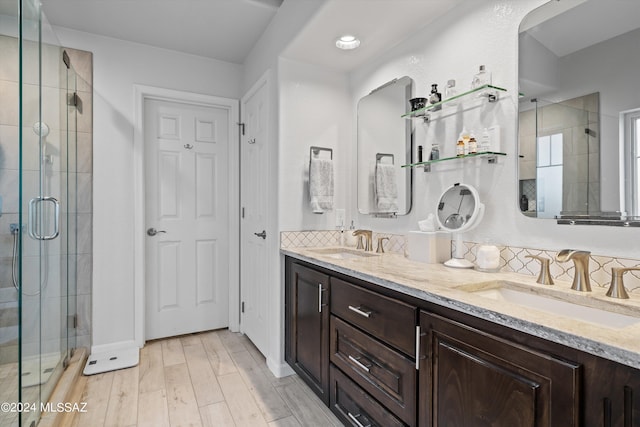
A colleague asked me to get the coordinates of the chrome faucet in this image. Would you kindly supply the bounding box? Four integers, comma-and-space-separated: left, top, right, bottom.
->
606, 267, 640, 299
556, 249, 591, 292
353, 229, 373, 251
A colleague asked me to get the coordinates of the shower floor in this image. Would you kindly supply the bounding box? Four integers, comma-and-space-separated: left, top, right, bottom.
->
0, 354, 64, 427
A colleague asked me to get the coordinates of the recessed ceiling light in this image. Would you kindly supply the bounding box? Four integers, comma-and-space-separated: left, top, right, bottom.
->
335, 35, 360, 50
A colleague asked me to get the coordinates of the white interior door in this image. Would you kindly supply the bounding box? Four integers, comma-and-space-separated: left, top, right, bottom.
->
240, 78, 269, 354
144, 98, 229, 340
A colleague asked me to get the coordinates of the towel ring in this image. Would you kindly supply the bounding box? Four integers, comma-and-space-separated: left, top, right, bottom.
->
376, 153, 394, 164
310, 146, 333, 159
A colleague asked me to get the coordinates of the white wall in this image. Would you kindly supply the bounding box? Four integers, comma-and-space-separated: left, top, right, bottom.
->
279, 58, 351, 231
51, 27, 242, 351
241, 0, 326, 376
345, 0, 640, 259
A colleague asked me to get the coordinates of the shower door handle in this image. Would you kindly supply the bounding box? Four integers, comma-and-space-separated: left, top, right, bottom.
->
28, 197, 60, 241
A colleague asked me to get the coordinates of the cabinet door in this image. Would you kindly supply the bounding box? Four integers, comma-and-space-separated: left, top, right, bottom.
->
582, 356, 640, 427
330, 365, 406, 427
419, 311, 580, 427
285, 262, 330, 404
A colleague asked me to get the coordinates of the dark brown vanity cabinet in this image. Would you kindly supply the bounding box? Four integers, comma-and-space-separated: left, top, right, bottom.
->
419, 311, 581, 427
284, 257, 640, 427
285, 261, 331, 404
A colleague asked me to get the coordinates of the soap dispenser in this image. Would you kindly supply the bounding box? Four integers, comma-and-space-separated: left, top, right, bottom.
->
345, 220, 358, 247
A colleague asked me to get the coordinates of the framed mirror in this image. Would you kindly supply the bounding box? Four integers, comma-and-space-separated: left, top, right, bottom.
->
518, 0, 640, 226
357, 76, 413, 216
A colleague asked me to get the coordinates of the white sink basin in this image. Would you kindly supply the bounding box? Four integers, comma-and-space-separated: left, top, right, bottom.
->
461, 282, 640, 329
308, 248, 379, 260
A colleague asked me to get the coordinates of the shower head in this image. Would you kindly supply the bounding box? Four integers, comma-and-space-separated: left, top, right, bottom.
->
33, 122, 50, 137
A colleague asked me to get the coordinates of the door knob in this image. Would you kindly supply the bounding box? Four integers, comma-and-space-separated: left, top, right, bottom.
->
254, 230, 266, 239
147, 227, 167, 236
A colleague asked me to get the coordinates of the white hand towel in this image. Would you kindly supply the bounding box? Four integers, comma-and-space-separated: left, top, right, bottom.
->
375, 163, 399, 212
309, 157, 334, 213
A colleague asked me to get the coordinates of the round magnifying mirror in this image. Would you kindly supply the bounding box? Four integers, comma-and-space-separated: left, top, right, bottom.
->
436, 183, 484, 268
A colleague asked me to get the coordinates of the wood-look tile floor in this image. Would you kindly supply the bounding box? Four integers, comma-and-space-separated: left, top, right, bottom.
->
59, 329, 342, 427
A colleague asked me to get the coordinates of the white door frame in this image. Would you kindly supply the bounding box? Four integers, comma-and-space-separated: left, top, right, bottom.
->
133, 85, 240, 348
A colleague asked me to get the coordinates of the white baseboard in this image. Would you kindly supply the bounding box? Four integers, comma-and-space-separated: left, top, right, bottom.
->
90, 339, 140, 355
266, 357, 295, 378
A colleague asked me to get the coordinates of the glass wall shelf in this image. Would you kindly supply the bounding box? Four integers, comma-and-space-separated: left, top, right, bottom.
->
402, 151, 507, 172
402, 84, 507, 121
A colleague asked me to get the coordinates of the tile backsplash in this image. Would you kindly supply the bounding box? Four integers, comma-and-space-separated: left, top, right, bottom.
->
280, 230, 405, 254
281, 230, 640, 293
457, 241, 640, 293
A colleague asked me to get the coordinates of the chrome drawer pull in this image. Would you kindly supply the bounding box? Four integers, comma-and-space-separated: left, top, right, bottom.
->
348, 305, 372, 318
347, 412, 371, 427
348, 355, 371, 373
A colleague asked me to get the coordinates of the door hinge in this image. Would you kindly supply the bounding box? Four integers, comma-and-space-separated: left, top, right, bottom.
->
62, 50, 70, 69
67, 92, 79, 107
242, 207, 245, 218
241, 301, 245, 313
237, 122, 245, 135
68, 314, 78, 329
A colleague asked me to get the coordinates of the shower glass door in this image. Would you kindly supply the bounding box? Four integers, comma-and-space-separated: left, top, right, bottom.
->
16, 1, 77, 425
19, 0, 47, 424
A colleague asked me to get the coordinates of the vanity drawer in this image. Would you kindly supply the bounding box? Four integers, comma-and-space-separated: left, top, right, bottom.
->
331, 316, 416, 426
331, 277, 416, 355
330, 364, 406, 427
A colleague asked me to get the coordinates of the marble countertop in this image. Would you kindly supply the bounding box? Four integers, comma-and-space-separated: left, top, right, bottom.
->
282, 246, 640, 370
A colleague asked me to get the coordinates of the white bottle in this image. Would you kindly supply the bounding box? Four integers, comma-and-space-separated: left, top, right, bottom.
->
480, 128, 491, 152
471, 65, 491, 90
444, 79, 458, 107
345, 220, 358, 247
488, 124, 501, 152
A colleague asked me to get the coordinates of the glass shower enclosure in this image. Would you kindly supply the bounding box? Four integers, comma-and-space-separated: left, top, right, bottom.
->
1, 0, 79, 425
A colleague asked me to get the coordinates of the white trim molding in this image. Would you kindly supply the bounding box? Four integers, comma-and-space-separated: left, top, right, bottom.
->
133, 84, 240, 348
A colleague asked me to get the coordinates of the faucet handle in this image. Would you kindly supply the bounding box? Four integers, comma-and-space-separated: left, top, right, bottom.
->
376, 237, 390, 253
606, 267, 640, 299
526, 255, 554, 285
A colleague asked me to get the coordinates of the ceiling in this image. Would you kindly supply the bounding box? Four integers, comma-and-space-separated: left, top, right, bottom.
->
283, 0, 460, 72
524, 0, 640, 57
41, 0, 461, 71
41, 0, 283, 64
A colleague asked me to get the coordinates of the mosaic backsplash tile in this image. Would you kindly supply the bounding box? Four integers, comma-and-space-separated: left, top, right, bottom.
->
456, 241, 640, 293
280, 230, 406, 254
280, 230, 342, 248
281, 230, 640, 293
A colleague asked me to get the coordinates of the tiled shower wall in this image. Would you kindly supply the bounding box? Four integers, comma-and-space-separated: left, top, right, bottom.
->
281, 230, 640, 293
0, 38, 93, 362
519, 93, 600, 215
